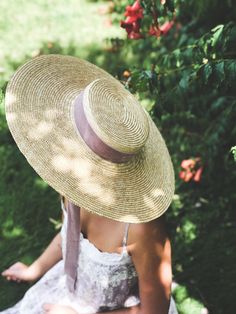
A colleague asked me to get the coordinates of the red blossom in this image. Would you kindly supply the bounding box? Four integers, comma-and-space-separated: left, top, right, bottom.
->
120, 19, 143, 39
193, 167, 203, 182
124, 0, 143, 20
124, 16, 137, 24
181, 159, 195, 169
149, 21, 174, 38
128, 31, 143, 39
179, 158, 203, 183
148, 25, 161, 37
120, 20, 133, 33
121, 0, 143, 40
159, 21, 174, 35
121, 0, 174, 40
179, 169, 194, 182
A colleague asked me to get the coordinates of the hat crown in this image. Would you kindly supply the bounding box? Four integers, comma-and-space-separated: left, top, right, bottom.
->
83, 78, 150, 154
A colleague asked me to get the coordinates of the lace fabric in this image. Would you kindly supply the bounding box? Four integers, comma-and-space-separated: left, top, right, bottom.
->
0, 206, 178, 314
61, 206, 140, 311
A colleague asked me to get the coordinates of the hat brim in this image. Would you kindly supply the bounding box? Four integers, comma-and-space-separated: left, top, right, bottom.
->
5, 54, 174, 223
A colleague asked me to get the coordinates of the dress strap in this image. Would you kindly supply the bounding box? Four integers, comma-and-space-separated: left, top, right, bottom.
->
122, 223, 130, 251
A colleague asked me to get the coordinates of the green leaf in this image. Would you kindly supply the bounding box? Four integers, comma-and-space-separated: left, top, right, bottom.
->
143, 70, 153, 79
225, 60, 236, 82
203, 63, 213, 84
211, 97, 226, 111
214, 61, 225, 83
179, 76, 189, 91
231, 146, 236, 162
178, 298, 205, 314
173, 285, 189, 303
211, 24, 224, 47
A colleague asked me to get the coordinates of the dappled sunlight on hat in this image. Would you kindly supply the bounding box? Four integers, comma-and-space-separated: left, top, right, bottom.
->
5, 91, 16, 107
143, 191, 167, 211
5, 111, 17, 123
80, 180, 114, 206
61, 137, 81, 156
28, 121, 53, 140
120, 214, 139, 222
151, 188, 165, 197
51, 152, 115, 206
52, 155, 74, 173
5, 92, 18, 123
72, 159, 94, 179
44, 108, 59, 120
51, 149, 92, 177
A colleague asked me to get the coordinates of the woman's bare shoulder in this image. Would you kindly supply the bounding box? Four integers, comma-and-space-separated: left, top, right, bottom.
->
128, 214, 169, 254
129, 214, 167, 239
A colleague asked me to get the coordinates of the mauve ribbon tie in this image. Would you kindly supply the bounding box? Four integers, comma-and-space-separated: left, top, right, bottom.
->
64, 201, 81, 292
74, 91, 135, 163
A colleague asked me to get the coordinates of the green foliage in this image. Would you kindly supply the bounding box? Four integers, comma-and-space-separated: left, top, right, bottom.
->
0, 98, 61, 308
173, 284, 206, 314
112, 1, 236, 313
231, 146, 236, 161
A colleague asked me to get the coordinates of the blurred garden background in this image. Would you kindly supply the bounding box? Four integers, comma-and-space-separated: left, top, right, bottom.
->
0, 0, 235, 313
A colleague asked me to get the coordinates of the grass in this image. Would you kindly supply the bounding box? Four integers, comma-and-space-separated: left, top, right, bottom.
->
0, 1, 208, 313
0, 0, 125, 89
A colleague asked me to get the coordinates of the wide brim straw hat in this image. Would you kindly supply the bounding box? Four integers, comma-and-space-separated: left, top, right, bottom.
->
5, 54, 174, 223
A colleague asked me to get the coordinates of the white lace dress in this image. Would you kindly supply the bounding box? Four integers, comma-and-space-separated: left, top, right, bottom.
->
0, 207, 178, 314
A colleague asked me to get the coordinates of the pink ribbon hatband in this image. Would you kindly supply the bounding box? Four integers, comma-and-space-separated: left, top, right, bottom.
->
74, 91, 135, 163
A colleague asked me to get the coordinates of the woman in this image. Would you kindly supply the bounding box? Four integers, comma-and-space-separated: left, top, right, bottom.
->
1, 55, 178, 314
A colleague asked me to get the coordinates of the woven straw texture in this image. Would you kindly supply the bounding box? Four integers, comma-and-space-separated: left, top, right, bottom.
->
5, 54, 174, 223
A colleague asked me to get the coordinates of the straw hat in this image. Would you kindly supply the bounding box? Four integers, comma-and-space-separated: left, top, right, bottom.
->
5, 54, 174, 223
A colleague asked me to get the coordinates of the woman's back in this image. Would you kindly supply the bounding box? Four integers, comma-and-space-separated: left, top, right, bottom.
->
62, 202, 140, 312
64, 198, 133, 255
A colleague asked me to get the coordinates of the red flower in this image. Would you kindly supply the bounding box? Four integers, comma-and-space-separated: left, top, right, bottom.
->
120, 20, 133, 33
179, 158, 203, 183
179, 169, 194, 182
159, 21, 174, 35
128, 31, 143, 39
124, 0, 143, 21
121, 19, 143, 39
121, 0, 143, 40
149, 21, 174, 38
181, 159, 195, 169
148, 25, 161, 37
193, 167, 203, 182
